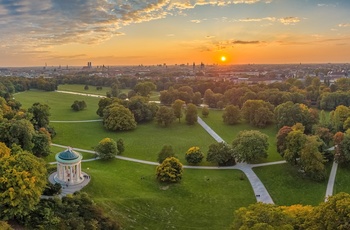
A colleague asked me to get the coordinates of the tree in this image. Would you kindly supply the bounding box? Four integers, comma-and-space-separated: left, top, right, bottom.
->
300, 136, 326, 181
276, 126, 293, 157
330, 105, 350, 132
110, 83, 120, 97
157, 145, 175, 163
71, 100, 87, 111
32, 128, 51, 157
84, 85, 89, 90
202, 106, 209, 118
28, 102, 50, 129
134, 82, 156, 97
241, 100, 274, 127
206, 142, 235, 166
274, 102, 317, 134
0, 221, 12, 230
156, 106, 176, 127
231, 203, 293, 230
185, 103, 198, 125
334, 131, 345, 164
305, 192, 350, 230
95, 138, 118, 160
156, 157, 183, 183
284, 124, 307, 165
103, 103, 137, 131
0, 144, 47, 219
117, 138, 125, 154
127, 96, 156, 123
192, 91, 202, 105
232, 130, 269, 163
222, 105, 241, 125
185, 146, 204, 165
172, 99, 185, 122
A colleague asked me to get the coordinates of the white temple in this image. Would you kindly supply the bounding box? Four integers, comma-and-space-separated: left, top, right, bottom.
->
54, 147, 84, 185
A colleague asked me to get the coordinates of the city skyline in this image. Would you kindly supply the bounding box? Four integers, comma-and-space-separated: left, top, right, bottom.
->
0, 0, 350, 67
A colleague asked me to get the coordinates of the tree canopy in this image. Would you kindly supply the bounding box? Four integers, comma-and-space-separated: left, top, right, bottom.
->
156, 157, 183, 183
95, 138, 118, 160
103, 103, 137, 131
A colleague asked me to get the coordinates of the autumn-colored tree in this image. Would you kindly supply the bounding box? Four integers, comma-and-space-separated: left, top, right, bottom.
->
231, 203, 293, 230
330, 105, 350, 132
276, 126, 293, 157
185, 146, 204, 165
305, 192, 350, 230
172, 99, 185, 122
334, 131, 345, 164
103, 103, 136, 131
232, 130, 269, 163
95, 138, 118, 160
185, 103, 198, 125
0, 143, 47, 219
222, 105, 241, 125
156, 157, 183, 183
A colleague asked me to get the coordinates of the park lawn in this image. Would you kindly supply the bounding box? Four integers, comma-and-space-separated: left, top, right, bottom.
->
14, 90, 101, 121
201, 109, 282, 162
334, 165, 350, 195
82, 159, 255, 230
58, 84, 110, 96
51, 119, 217, 165
253, 163, 331, 206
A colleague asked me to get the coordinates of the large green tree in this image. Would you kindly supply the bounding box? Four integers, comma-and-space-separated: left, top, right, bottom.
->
232, 130, 269, 163
206, 142, 235, 166
241, 100, 274, 127
156, 106, 176, 127
157, 145, 176, 163
134, 82, 156, 97
95, 138, 118, 160
103, 103, 137, 131
0, 143, 47, 219
185, 103, 198, 125
222, 105, 241, 125
284, 124, 307, 165
172, 99, 185, 122
28, 102, 50, 129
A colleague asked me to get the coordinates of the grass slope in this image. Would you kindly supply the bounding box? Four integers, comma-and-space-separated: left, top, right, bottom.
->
82, 160, 255, 229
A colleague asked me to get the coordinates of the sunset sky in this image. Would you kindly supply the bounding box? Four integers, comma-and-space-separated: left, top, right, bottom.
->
0, 0, 350, 67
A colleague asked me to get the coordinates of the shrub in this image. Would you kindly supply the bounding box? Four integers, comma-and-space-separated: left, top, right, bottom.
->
156, 157, 183, 183
185, 146, 204, 165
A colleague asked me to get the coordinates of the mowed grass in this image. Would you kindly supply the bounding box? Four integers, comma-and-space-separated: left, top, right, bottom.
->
51, 119, 216, 164
82, 159, 255, 230
253, 163, 331, 206
14, 90, 101, 121
58, 84, 160, 101
58, 84, 110, 96
201, 109, 282, 162
334, 165, 350, 194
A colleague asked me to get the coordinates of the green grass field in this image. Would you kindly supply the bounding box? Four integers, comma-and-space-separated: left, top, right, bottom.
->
200, 109, 283, 162
334, 165, 350, 194
253, 163, 331, 206
15, 90, 101, 121
82, 159, 255, 229
58, 84, 110, 96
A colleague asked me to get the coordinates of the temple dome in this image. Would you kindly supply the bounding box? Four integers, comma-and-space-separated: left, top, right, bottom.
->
55, 147, 82, 164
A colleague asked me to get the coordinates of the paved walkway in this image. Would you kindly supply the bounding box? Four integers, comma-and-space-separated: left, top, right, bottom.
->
325, 161, 338, 201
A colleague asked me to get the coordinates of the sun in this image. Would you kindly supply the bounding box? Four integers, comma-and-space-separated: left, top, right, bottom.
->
220, 56, 226, 62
